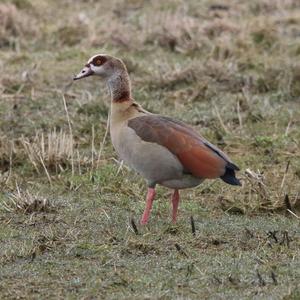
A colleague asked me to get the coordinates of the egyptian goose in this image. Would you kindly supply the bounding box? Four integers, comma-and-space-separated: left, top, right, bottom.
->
74, 54, 241, 224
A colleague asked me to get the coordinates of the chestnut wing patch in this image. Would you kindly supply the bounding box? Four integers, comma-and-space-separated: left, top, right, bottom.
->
128, 115, 233, 179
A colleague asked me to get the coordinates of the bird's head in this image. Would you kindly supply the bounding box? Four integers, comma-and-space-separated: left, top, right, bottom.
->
73, 54, 126, 81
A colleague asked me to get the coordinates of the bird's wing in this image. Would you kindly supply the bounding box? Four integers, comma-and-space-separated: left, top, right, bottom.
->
128, 115, 239, 179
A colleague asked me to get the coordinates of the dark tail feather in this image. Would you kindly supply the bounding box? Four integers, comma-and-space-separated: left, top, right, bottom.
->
220, 165, 241, 186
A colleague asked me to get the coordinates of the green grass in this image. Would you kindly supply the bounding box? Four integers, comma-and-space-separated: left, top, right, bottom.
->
0, 0, 300, 299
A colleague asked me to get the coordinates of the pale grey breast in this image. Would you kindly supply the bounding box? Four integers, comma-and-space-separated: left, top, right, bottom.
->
112, 126, 184, 185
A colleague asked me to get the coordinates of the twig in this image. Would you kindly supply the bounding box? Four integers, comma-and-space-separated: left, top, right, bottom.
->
228, 275, 239, 285
101, 208, 110, 221
130, 218, 139, 235
280, 161, 290, 190
284, 119, 292, 136
271, 271, 278, 285
236, 99, 243, 129
190, 215, 196, 236
31, 251, 36, 262
77, 150, 81, 175
174, 243, 188, 257
267, 230, 278, 243
62, 94, 74, 175
256, 270, 266, 286
96, 114, 110, 168
5, 141, 13, 185
284, 194, 292, 212
38, 153, 52, 186
116, 160, 124, 176
91, 124, 95, 172
212, 275, 222, 285
213, 104, 229, 134
281, 231, 290, 248
20, 137, 40, 174
287, 209, 300, 219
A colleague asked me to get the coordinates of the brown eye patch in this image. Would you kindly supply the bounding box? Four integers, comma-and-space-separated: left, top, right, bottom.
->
94, 59, 102, 66
92, 55, 107, 66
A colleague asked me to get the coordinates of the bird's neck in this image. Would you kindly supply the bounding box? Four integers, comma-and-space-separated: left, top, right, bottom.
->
108, 69, 140, 124
107, 71, 132, 105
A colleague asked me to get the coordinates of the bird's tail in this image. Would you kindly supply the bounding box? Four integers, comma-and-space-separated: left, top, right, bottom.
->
220, 162, 241, 186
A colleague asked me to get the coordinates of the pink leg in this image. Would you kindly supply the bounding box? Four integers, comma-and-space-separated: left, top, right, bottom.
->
140, 188, 156, 225
171, 189, 180, 223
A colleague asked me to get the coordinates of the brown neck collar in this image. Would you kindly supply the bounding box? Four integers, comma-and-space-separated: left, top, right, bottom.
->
113, 90, 131, 103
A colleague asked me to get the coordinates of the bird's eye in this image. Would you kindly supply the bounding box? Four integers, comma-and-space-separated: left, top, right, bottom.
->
94, 59, 102, 66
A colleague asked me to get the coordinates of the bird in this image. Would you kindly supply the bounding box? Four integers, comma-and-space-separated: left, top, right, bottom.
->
73, 54, 241, 225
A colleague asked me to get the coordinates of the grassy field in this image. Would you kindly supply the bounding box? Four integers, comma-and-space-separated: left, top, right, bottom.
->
0, 0, 300, 299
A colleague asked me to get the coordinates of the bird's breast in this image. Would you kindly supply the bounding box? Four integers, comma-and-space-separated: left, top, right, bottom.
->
110, 124, 184, 184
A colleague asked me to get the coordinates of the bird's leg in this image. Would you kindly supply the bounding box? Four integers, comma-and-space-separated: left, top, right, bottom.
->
171, 189, 180, 223
140, 187, 156, 225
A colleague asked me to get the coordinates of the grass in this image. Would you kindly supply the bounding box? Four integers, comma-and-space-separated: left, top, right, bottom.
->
0, 0, 300, 298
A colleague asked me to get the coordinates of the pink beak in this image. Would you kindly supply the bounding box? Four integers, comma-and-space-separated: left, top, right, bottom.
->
73, 65, 94, 80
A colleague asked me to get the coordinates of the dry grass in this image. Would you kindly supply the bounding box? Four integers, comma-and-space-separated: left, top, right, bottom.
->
20, 130, 74, 174
0, 2, 36, 48
0, 0, 300, 299
1, 184, 53, 214
0, 0, 298, 215
217, 167, 300, 214
0, 0, 298, 216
